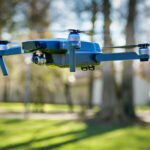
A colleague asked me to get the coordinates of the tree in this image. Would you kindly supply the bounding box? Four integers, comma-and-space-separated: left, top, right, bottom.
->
101, 0, 139, 122
122, 0, 137, 119
0, 0, 19, 102
88, 0, 99, 109
100, 0, 117, 120
0, 0, 18, 38
73, 0, 101, 109
19, 0, 52, 112
64, 82, 74, 112
26, 0, 51, 38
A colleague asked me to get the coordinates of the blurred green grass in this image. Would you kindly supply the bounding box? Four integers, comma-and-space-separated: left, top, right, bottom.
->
0, 102, 99, 113
0, 102, 149, 113
136, 106, 150, 111
0, 102, 81, 113
0, 118, 149, 150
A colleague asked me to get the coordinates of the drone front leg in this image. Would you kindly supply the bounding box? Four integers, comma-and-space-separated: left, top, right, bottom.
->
69, 46, 76, 72
0, 56, 8, 76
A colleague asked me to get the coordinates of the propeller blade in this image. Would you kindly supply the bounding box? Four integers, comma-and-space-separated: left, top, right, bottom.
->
81, 30, 104, 35
103, 43, 150, 49
53, 29, 85, 33
0, 40, 20, 45
11, 29, 106, 39
103, 44, 138, 49
51, 29, 105, 35
0, 41, 10, 44
67, 29, 104, 35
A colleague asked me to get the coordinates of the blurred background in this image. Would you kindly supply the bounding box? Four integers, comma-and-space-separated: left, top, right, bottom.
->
0, 0, 150, 149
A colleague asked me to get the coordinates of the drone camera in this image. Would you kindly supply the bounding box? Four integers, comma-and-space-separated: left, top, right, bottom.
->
32, 55, 46, 65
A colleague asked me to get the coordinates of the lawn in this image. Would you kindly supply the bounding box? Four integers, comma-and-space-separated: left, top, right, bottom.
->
136, 106, 150, 111
0, 102, 81, 113
0, 102, 99, 113
0, 102, 149, 113
0, 118, 150, 150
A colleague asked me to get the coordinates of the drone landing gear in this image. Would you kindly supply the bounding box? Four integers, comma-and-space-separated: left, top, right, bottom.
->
0, 56, 8, 76
81, 65, 95, 71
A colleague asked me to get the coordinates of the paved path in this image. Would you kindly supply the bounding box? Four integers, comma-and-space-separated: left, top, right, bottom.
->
0, 110, 150, 122
136, 110, 150, 123
0, 112, 79, 120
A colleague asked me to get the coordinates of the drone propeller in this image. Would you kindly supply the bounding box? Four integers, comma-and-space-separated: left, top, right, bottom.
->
0, 41, 11, 44
10, 29, 108, 40
52, 29, 104, 35
103, 43, 150, 49
60, 29, 91, 34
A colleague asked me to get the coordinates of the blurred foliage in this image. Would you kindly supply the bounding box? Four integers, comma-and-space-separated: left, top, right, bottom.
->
0, 0, 19, 34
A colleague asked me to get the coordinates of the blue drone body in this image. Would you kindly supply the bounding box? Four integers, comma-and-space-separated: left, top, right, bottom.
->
23, 39, 100, 68
0, 29, 149, 76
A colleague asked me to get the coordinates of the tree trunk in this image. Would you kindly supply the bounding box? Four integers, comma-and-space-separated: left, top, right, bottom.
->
3, 77, 10, 102
88, 72, 94, 109
87, 0, 98, 109
101, 0, 116, 119
100, 0, 126, 122
65, 83, 74, 112
122, 0, 137, 119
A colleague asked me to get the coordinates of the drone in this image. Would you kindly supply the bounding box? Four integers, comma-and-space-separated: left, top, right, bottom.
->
0, 29, 149, 76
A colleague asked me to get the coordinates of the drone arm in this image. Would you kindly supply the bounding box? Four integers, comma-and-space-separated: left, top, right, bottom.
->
0, 46, 22, 56
0, 46, 22, 76
95, 52, 149, 62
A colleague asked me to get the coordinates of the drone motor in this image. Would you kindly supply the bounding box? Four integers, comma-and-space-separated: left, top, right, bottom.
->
138, 44, 149, 61
68, 30, 81, 49
0, 41, 9, 50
